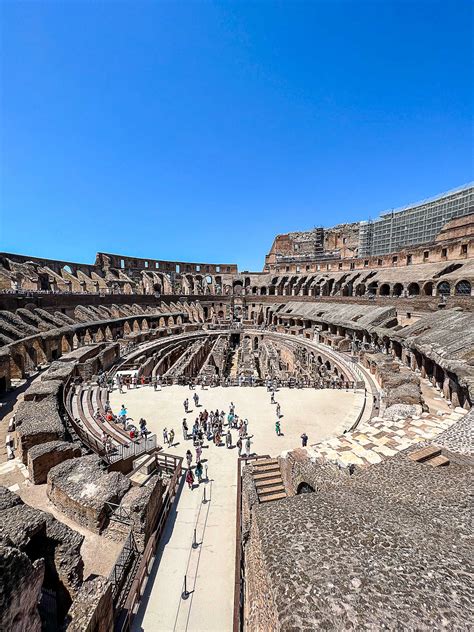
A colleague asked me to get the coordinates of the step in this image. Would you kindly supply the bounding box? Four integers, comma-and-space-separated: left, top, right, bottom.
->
255, 476, 283, 489
253, 471, 282, 482
259, 492, 287, 503
253, 464, 280, 474
258, 484, 285, 496
427, 455, 450, 467
408, 445, 442, 463
253, 458, 278, 468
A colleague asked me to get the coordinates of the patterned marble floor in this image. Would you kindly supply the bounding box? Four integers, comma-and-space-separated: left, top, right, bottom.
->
310, 408, 467, 468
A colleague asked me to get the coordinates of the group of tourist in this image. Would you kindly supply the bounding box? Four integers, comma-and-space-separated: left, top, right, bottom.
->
180, 400, 255, 490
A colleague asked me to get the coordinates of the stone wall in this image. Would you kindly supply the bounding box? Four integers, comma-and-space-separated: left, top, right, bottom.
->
0, 544, 44, 632
16, 396, 66, 464
47, 455, 131, 533
27, 440, 82, 485
65, 576, 114, 632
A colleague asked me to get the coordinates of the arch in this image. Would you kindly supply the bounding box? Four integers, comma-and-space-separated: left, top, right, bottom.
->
455, 280, 471, 295
94, 328, 105, 343
168, 316, 175, 327
132, 320, 141, 334
260, 287, 267, 295
355, 283, 366, 296
61, 335, 72, 354
296, 482, 315, 494
63, 264, 73, 275
159, 317, 166, 328
379, 283, 390, 296
407, 282, 420, 296
392, 283, 403, 297
437, 281, 451, 296
423, 281, 433, 296
10, 351, 25, 379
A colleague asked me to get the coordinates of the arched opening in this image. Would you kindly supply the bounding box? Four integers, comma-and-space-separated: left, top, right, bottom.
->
297, 482, 315, 494
455, 280, 471, 295
379, 283, 390, 296
437, 281, 451, 297
392, 283, 403, 297
407, 282, 420, 296
423, 282, 433, 296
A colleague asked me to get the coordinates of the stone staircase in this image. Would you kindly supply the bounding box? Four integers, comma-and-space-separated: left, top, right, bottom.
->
252, 458, 287, 503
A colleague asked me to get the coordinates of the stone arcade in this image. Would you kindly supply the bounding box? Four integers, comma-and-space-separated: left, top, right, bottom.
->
0, 184, 473, 631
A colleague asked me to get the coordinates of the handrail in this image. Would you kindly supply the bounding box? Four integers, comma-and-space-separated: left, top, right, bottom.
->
114, 453, 183, 631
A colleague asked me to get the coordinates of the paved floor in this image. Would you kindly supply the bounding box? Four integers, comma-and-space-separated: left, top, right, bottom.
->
110, 385, 363, 632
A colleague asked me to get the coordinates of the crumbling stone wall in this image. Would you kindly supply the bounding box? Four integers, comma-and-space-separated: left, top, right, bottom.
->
15, 396, 66, 464
27, 440, 81, 485
47, 455, 131, 533
65, 576, 113, 632
0, 544, 44, 632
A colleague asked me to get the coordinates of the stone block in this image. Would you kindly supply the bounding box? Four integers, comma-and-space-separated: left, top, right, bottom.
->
27, 441, 82, 485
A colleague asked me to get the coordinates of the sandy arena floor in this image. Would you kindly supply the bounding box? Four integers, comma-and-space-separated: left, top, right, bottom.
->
110, 384, 363, 632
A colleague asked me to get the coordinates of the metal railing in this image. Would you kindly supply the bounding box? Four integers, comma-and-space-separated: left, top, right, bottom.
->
113, 452, 183, 632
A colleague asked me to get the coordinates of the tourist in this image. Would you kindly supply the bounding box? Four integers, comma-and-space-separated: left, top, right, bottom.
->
275, 419, 281, 436
193, 392, 199, 407
119, 405, 127, 420
195, 461, 203, 483
186, 449, 193, 468
301, 432, 308, 447
245, 435, 252, 457
276, 403, 281, 418
236, 437, 243, 457
169, 428, 175, 446
182, 418, 188, 439
271, 391, 275, 404
184, 398, 189, 413
163, 427, 169, 445
196, 443, 202, 462
186, 468, 195, 489
226, 429, 232, 448
139, 418, 148, 437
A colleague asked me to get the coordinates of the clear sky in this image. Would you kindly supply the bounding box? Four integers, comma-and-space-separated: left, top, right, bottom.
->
0, 1, 472, 271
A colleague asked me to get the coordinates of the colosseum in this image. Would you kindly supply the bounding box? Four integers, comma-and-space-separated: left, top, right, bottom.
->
0, 183, 473, 631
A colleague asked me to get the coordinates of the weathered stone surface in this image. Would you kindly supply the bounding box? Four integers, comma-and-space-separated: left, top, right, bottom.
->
65, 576, 114, 632
0, 545, 44, 632
15, 395, 66, 464
23, 378, 63, 401
28, 440, 81, 484
244, 449, 474, 630
47, 454, 131, 533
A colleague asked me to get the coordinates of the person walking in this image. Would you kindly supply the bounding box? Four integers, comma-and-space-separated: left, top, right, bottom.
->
193, 393, 199, 407
245, 435, 252, 458
186, 449, 193, 468
169, 428, 175, 446
276, 403, 281, 418
270, 391, 275, 404
226, 429, 232, 448
186, 468, 195, 489
275, 419, 281, 436
196, 443, 202, 462
182, 418, 188, 440
195, 461, 203, 483
237, 437, 243, 457
301, 432, 308, 447
183, 398, 189, 413
163, 428, 169, 445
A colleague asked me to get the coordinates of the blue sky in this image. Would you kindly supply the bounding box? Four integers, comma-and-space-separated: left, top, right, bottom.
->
1, 1, 472, 271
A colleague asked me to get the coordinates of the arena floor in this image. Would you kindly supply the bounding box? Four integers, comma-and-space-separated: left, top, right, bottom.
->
110, 384, 364, 632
